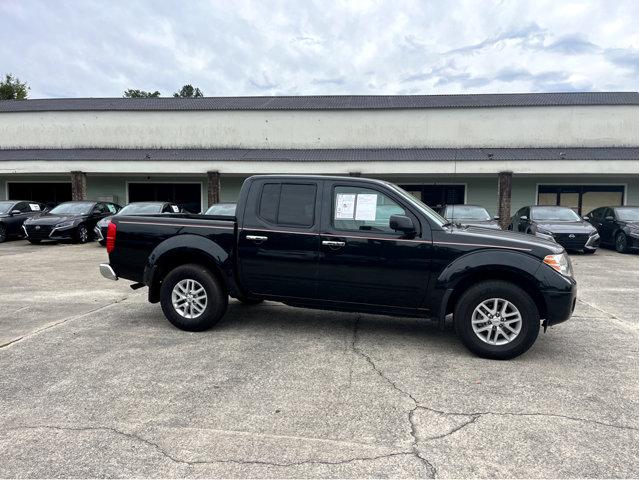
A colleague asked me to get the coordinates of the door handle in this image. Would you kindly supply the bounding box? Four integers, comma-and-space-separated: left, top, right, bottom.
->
246, 235, 268, 241
322, 240, 345, 247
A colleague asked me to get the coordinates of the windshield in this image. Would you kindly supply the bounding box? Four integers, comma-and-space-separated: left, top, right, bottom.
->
118, 203, 164, 215
205, 204, 236, 216
388, 184, 447, 227
49, 202, 94, 215
615, 208, 639, 222
0, 202, 14, 214
532, 207, 580, 222
445, 205, 491, 221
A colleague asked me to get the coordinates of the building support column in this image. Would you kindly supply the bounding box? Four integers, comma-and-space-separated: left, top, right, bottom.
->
497, 171, 513, 229
207, 171, 221, 206
71, 171, 87, 201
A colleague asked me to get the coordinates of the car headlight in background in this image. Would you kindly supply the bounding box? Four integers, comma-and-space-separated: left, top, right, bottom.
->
54, 220, 76, 229
535, 227, 556, 242
97, 218, 112, 228
543, 253, 573, 277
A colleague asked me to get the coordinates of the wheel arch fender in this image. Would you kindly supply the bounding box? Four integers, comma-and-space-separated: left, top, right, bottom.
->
144, 234, 233, 303
434, 250, 547, 323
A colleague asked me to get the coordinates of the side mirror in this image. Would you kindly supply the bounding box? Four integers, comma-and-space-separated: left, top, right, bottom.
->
10, 209, 21, 215
493, 215, 499, 220
582, 216, 590, 221
604, 216, 614, 221
520, 215, 528, 221
389, 214, 415, 234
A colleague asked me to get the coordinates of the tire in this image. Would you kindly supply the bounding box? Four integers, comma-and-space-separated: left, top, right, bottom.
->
582, 249, 596, 255
160, 263, 228, 332
615, 232, 629, 253
0, 224, 6, 243
453, 280, 540, 360
74, 224, 90, 244
28, 239, 41, 244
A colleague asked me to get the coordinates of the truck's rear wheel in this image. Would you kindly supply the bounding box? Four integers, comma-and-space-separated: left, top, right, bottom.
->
453, 280, 540, 360
160, 264, 228, 331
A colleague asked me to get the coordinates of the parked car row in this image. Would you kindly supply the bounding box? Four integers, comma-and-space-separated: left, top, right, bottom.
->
438, 203, 639, 255
2, 197, 638, 256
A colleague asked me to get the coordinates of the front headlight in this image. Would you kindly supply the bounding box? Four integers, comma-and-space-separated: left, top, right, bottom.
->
543, 253, 573, 277
98, 218, 111, 227
55, 220, 76, 229
536, 227, 553, 236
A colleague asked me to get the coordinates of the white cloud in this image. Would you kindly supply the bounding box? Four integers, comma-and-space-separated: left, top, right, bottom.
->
0, 0, 637, 98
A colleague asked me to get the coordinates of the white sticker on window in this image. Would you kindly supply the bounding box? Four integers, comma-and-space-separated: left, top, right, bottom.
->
355, 194, 377, 221
335, 194, 356, 219
29, 203, 41, 211
106, 204, 117, 213
171, 205, 179, 213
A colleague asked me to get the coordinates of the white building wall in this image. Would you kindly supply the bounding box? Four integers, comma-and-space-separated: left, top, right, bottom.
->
1, 105, 638, 150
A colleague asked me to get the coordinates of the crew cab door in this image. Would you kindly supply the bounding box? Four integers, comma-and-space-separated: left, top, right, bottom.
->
317, 181, 432, 313
238, 179, 321, 298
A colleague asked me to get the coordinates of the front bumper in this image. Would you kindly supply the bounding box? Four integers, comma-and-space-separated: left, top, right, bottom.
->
94, 226, 107, 243
542, 281, 577, 326
23, 223, 76, 240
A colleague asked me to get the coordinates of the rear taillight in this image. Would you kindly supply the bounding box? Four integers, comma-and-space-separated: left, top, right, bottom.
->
106, 222, 117, 253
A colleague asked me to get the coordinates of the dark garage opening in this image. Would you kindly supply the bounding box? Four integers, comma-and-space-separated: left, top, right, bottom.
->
128, 183, 201, 213
8, 182, 72, 209
398, 184, 466, 209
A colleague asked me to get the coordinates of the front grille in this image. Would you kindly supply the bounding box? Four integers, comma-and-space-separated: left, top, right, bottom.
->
25, 225, 52, 240
554, 233, 589, 249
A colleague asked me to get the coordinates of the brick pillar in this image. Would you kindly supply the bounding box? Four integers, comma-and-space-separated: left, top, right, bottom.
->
497, 171, 513, 229
207, 171, 220, 206
71, 171, 87, 201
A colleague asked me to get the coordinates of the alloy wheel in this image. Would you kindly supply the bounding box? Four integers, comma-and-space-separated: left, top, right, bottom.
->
172, 279, 208, 319
471, 298, 522, 346
616, 234, 627, 252
78, 226, 88, 243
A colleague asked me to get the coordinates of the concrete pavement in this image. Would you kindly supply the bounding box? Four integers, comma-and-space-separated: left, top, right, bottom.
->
0, 241, 637, 478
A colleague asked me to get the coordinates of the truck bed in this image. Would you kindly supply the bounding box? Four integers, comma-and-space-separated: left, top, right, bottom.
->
109, 213, 236, 283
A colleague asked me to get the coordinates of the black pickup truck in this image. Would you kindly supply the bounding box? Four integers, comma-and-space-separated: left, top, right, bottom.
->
100, 175, 576, 359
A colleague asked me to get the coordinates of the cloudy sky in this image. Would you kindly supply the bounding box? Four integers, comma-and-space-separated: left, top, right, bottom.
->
1, 0, 638, 98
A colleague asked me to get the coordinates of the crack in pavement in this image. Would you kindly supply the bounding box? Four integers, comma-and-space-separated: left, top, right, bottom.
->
0, 294, 139, 349
416, 406, 639, 435
351, 317, 438, 478
349, 316, 639, 477
7, 425, 417, 470
576, 299, 639, 333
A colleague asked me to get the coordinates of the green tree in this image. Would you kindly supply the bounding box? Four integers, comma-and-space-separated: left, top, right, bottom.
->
173, 84, 203, 98
0, 74, 29, 100
123, 89, 161, 98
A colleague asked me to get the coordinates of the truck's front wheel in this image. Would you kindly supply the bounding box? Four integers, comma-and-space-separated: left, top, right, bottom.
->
160, 264, 228, 331
453, 280, 540, 360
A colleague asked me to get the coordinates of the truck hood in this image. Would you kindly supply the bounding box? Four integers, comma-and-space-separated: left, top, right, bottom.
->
448, 224, 564, 254
454, 219, 501, 230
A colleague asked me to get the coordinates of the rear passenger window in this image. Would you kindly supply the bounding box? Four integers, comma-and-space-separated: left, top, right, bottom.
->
278, 184, 316, 226
258, 183, 316, 226
259, 184, 280, 223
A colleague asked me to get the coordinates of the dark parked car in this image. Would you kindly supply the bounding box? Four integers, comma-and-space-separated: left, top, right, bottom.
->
23, 201, 120, 244
95, 202, 179, 246
0, 200, 46, 243
509, 205, 599, 253
585, 206, 639, 253
440, 204, 501, 229
100, 175, 577, 360
203, 203, 237, 216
